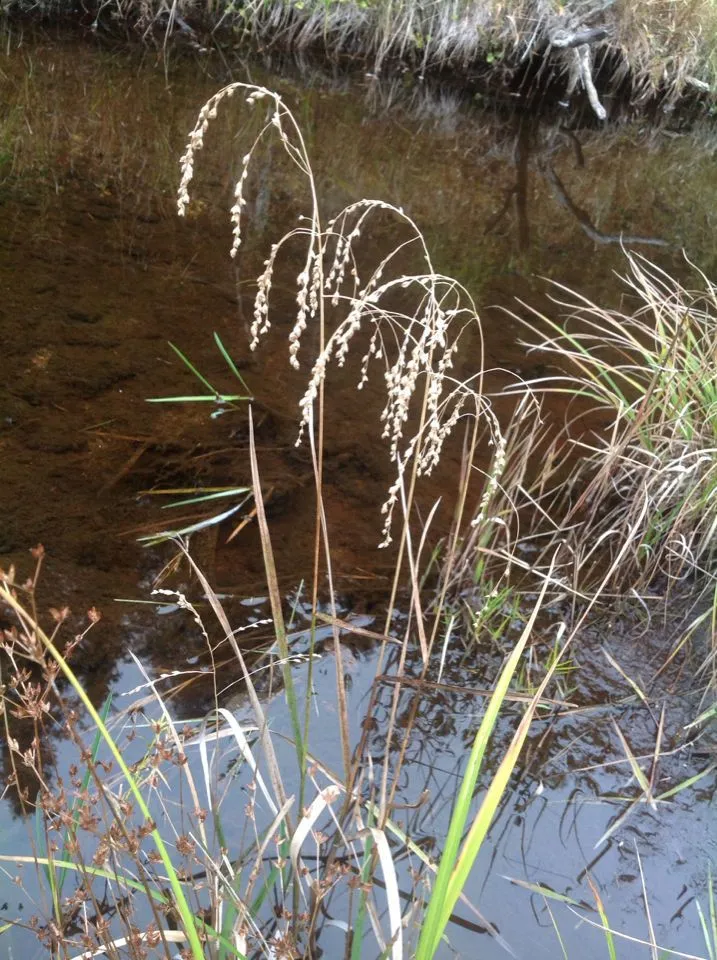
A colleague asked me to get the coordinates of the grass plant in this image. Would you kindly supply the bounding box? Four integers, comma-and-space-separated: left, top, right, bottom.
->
3, 1, 717, 110
0, 531, 543, 958
141, 334, 255, 544
515, 253, 717, 594
0, 79, 551, 959
1, 74, 715, 960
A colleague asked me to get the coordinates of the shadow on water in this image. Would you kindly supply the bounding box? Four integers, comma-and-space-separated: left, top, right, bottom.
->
1, 24, 717, 958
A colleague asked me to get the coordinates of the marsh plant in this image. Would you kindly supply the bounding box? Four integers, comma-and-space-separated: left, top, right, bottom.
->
178, 80, 514, 553
517, 254, 717, 593
2, 80, 716, 960
0, 82, 560, 960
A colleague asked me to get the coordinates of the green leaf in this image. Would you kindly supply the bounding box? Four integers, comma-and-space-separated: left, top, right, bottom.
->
169, 340, 220, 394
146, 394, 249, 403
214, 332, 252, 394
416, 566, 554, 959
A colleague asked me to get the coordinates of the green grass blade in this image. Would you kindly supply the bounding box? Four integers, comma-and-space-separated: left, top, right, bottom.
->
34, 800, 60, 923
158, 487, 252, 510
503, 877, 586, 907
416, 569, 553, 959
655, 762, 717, 801
161, 489, 253, 509
587, 876, 617, 960
545, 900, 569, 959
0, 854, 247, 957
686, 703, 717, 729
613, 721, 651, 798
709, 864, 717, 957
350, 806, 375, 960
146, 394, 249, 403
697, 900, 715, 960
214, 332, 252, 394
168, 340, 220, 395
0, 854, 163, 898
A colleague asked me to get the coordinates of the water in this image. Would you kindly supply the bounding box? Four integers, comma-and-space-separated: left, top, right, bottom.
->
1, 25, 716, 958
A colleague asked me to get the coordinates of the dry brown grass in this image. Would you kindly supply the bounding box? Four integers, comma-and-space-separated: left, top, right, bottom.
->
512, 253, 717, 594
3, 0, 717, 107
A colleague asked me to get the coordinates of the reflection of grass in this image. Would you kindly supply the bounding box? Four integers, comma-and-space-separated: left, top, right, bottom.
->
0, 41, 224, 203
4, 28, 717, 309
8, 1, 717, 104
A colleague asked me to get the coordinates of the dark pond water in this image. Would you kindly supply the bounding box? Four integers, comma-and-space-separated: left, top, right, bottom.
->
1, 25, 717, 959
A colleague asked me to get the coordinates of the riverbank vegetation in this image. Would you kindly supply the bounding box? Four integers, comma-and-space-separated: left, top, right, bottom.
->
3, 1, 717, 114
1, 76, 716, 958
514, 255, 717, 594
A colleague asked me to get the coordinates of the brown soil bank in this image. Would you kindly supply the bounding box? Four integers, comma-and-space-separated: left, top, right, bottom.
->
3, 0, 717, 118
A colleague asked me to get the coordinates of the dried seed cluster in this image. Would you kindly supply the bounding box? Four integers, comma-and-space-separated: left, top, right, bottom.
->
178, 85, 507, 545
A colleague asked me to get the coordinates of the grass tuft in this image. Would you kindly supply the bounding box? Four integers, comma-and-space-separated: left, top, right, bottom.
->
517, 253, 717, 593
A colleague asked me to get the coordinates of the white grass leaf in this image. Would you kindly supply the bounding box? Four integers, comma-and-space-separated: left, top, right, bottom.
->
290, 785, 341, 879
361, 826, 404, 960
200, 707, 279, 817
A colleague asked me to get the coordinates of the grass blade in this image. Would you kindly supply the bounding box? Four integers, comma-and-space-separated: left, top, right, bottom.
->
168, 340, 222, 394
416, 560, 555, 959
586, 874, 617, 960
146, 394, 249, 403
214, 331, 252, 393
